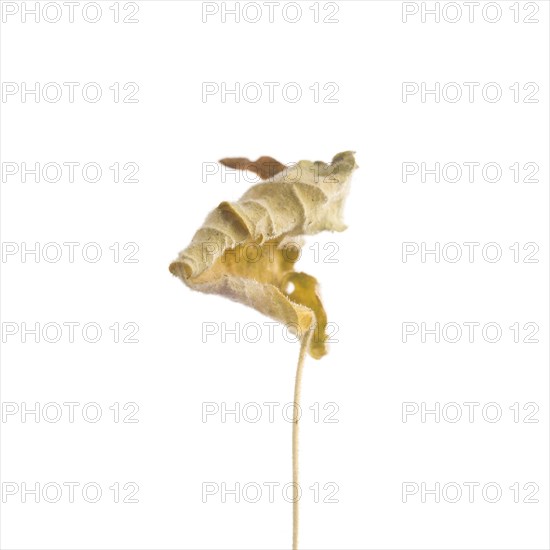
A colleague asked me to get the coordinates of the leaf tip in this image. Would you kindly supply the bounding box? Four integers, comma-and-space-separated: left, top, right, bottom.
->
169, 260, 192, 280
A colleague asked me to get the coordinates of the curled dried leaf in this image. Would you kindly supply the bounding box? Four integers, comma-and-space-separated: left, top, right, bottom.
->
169, 151, 357, 358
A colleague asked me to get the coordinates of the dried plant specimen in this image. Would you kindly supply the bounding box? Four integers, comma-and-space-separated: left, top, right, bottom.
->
169, 151, 357, 549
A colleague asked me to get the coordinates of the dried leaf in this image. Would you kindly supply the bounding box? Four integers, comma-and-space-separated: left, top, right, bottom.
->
169, 151, 357, 359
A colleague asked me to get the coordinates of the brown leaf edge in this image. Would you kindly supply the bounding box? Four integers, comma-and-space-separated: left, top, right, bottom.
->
219, 156, 287, 180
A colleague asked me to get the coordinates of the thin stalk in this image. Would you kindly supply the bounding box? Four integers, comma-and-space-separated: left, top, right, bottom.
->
292, 329, 312, 550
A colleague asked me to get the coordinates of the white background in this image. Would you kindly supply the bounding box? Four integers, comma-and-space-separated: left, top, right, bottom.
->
1, 1, 549, 549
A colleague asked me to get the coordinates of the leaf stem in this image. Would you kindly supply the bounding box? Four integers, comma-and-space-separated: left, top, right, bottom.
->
292, 330, 312, 550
